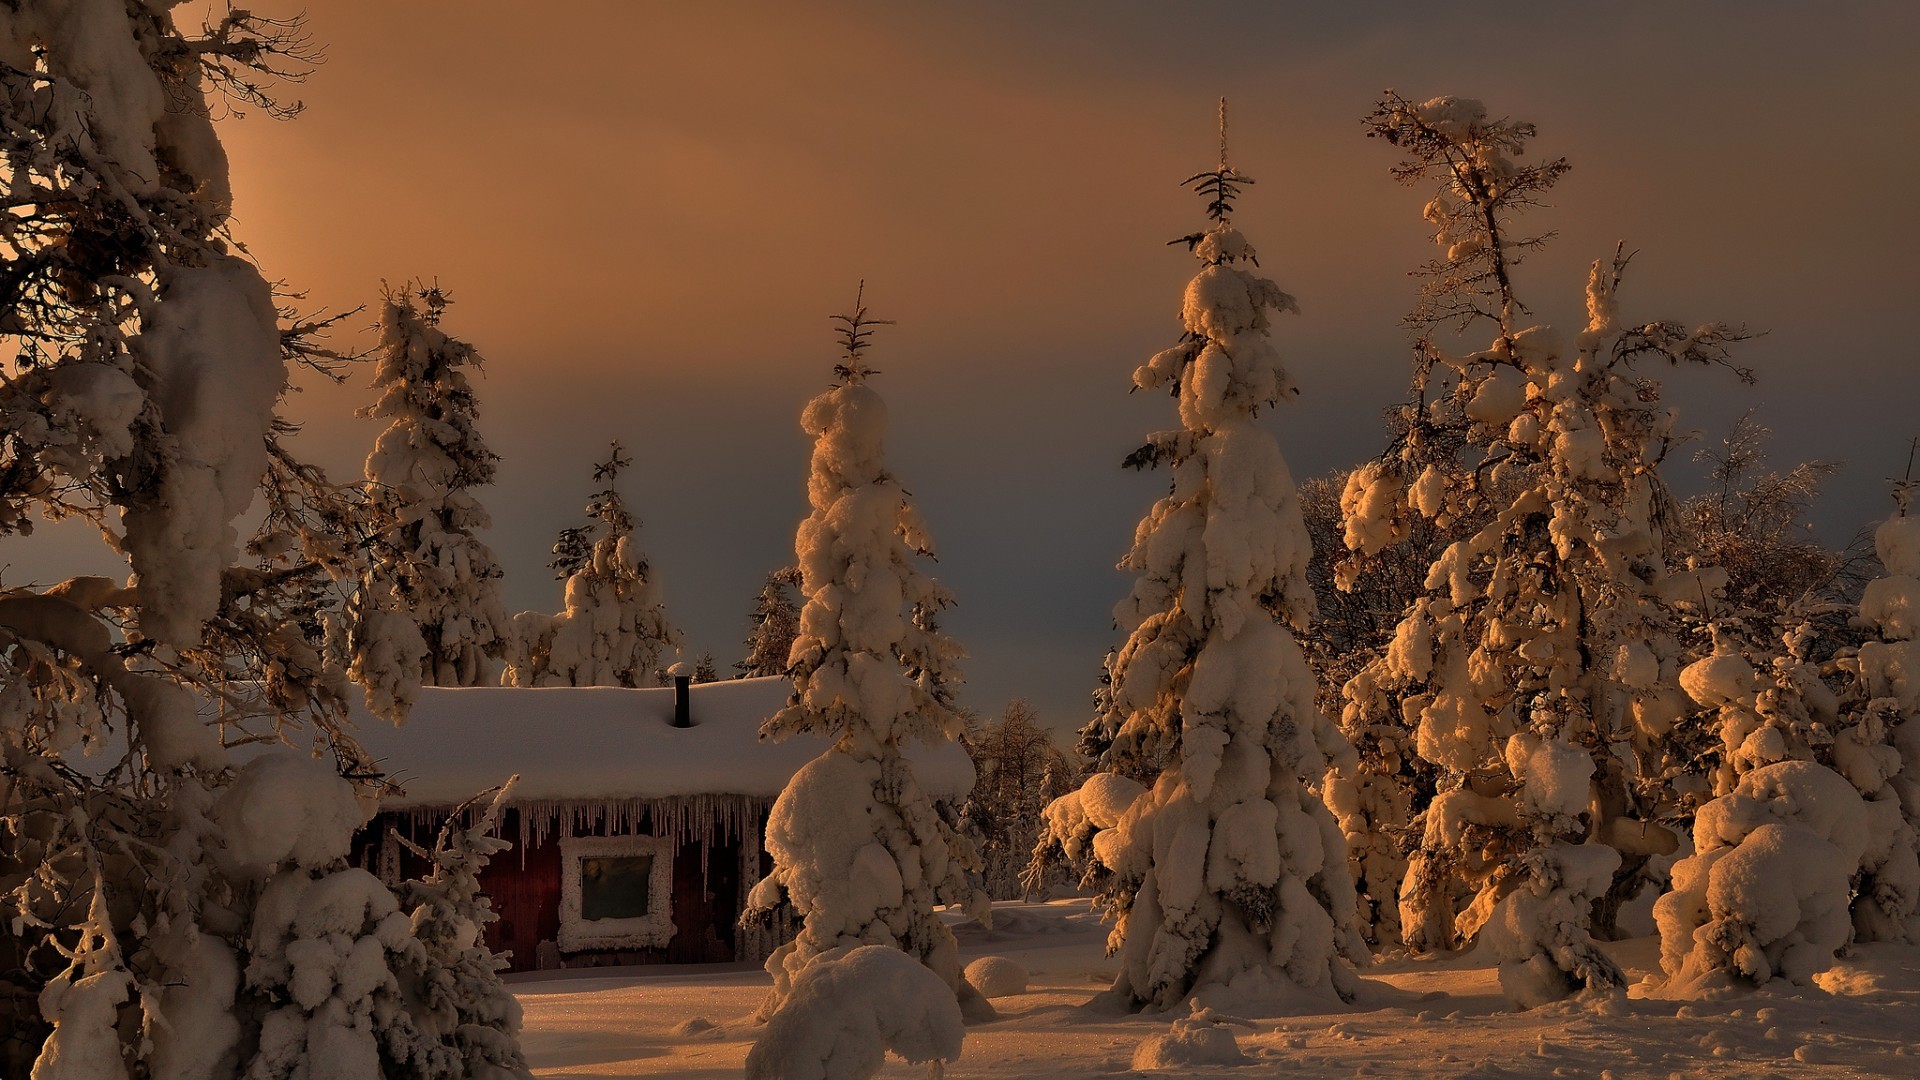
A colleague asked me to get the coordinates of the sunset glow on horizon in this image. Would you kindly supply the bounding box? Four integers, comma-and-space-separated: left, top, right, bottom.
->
18, 0, 1919, 729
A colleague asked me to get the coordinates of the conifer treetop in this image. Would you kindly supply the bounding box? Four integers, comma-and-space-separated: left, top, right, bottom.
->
1170, 99, 1260, 261
830, 280, 893, 385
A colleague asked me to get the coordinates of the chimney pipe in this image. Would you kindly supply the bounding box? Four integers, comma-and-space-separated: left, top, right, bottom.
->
668, 662, 694, 727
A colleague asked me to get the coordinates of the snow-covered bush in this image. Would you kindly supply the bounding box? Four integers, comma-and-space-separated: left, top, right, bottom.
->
1074, 116, 1365, 1011
743, 289, 986, 1029
1655, 760, 1872, 990
502, 441, 677, 687
352, 284, 510, 711
743, 945, 964, 1080
1339, 92, 1750, 1002
235, 755, 412, 1080
230, 757, 533, 1080
1477, 842, 1622, 1008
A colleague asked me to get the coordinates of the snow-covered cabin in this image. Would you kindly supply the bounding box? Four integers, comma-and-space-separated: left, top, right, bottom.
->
350, 675, 974, 972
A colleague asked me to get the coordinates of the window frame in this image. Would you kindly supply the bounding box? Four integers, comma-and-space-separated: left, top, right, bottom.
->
557, 834, 677, 952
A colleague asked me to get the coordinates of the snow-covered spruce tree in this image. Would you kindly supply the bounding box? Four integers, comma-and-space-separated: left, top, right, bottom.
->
501, 441, 677, 687
223, 753, 420, 1079
389, 779, 535, 1079
353, 283, 510, 715
0, 8, 528, 1075
1077, 114, 1365, 1012
737, 564, 803, 677
0, 7, 324, 1072
222, 756, 532, 1080
1651, 756, 1874, 992
1340, 93, 1757, 1007
960, 700, 1076, 899
743, 287, 987, 1029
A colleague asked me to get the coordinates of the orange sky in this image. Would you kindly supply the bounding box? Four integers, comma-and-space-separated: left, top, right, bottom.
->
18, 1, 1919, 729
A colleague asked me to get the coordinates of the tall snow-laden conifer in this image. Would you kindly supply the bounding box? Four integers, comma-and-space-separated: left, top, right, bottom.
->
354, 285, 510, 712
1079, 105, 1365, 1011
0, 5, 306, 1070
500, 441, 677, 687
0, 9, 523, 1072
1342, 92, 1750, 1006
744, 286, 986, 1023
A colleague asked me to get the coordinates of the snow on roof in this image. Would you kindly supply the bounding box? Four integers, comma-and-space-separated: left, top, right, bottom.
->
349, 676, 975, 809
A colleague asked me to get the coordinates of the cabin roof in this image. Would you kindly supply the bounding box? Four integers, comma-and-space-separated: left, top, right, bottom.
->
352, 676, 976, 808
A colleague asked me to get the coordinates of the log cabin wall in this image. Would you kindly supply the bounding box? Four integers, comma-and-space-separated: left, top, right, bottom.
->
360, 799, 785, 973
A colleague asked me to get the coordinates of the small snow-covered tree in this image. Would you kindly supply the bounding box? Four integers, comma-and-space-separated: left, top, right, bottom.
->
502, 441, 677, 687
225, 754, 418, 1080
389, 779, 534, 1079
960, 700, 1076, 899
743, 287, 986, 1022
354, 284, 510, 711
1340, 92, 1755, 1006
1074, 109, 1365, 1011
737, 565, 803, 677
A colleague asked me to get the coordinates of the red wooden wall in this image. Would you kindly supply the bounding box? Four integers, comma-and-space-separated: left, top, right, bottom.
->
364, 806, 756, 972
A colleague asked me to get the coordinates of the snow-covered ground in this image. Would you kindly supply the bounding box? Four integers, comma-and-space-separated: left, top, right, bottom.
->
513, 899, 1920, 1077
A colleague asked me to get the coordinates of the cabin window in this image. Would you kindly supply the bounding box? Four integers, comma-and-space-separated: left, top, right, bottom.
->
580, 855, 655, 920
558, 835, 676, 951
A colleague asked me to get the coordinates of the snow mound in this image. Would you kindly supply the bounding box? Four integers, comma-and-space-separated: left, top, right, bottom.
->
1130, 1006, 1251, 1070
745, 945, 964, 1080
964, 955, 1028, 998
672, 1016, 725, 1042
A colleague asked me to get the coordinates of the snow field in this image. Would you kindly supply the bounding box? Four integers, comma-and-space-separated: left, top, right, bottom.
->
513, 899, 1920, 1078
